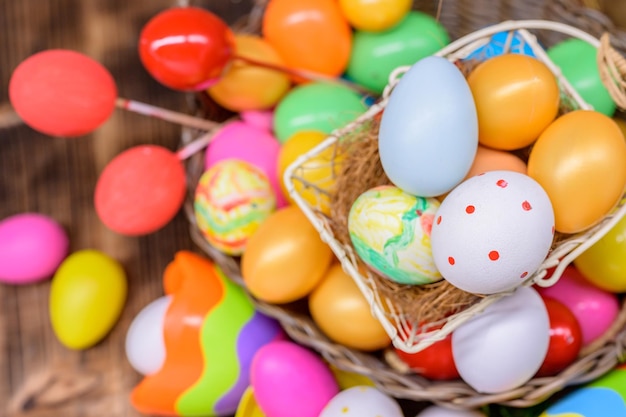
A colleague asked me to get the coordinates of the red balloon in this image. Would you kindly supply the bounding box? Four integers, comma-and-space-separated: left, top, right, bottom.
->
94, 145, 186, 236
139, 7, 235, 91
9, 49, 118, 137
394, 334, 460, 380
535, 296, 583, 377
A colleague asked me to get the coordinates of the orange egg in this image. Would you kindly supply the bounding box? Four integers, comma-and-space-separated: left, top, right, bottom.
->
528, 110, 626, 234
309, 264, 391, 351
241, 206, 333, 303
262, 0, 352, 78
465, 145, 527, 178
208, 34, 291, 111
468, 54, 560, 150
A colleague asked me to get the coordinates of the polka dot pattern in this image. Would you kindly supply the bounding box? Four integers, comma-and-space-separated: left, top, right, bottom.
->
430, 171, 555, 294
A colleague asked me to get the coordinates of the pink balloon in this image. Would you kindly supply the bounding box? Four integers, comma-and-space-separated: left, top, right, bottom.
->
536, 265, 619, 346
205, 121, 286, 207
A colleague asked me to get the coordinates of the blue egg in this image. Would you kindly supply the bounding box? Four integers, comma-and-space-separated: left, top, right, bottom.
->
378, 56, 478, 197
465, 31, 536, 61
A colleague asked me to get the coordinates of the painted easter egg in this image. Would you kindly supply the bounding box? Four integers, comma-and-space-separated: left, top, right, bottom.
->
0, 213, 69, 284
319, 386, 403, 417
339, 0, 411, 32
431, 171, 555, 294
130, 251, 283, 417
241, 206, 334, 304
539, 364, 626, 417
536, 265, 619, 346
348, 185, 441, 285
208, 34, 291, 112
251, 340, 339, 417
465, 31, 535, 61
452, 287, 550, 394
346, 11, 450, 94
273, 82, 367, 143
94, 145, 186, 236
49, 249, 127, 350
194, 159, 276, 255
378, 56, 478, 197
574, 212, 626, 292
468, 54, 560, 151
204, 121, 284, 206
125, 295, 172, 375
527, 110, 626, 233
309, 264, 391, 351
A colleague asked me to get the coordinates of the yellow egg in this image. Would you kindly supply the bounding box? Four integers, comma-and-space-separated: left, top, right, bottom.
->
277, 130, 327, 201
309, 264, 391, 351
49, 249, 127, 350
279, 131, 342, 215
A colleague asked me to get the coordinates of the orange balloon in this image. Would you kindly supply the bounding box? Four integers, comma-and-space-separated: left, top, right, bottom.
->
468, 54, 560, 150
528, 110, 626, 234
241, 206, 333, 303
208, 34, 291, 111
262, 0, 352, 78
309, 264, 391, 351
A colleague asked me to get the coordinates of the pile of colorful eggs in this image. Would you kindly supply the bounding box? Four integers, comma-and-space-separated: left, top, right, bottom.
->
4, 0, 626, 416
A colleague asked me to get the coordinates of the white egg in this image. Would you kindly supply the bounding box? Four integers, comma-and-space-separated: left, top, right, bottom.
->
452, 287, 550, 394
416, 405, 486, 417
125, 295, 171, 375
431, 170, 554, 294
319, 386, 404, 417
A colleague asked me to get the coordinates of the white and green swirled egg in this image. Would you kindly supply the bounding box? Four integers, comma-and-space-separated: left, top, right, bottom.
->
348, 185, 442, 285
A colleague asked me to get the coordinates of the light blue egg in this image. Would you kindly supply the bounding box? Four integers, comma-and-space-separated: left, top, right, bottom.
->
378, 56, 478, 197
465, 31, 536, 61
543, 387, 626, 417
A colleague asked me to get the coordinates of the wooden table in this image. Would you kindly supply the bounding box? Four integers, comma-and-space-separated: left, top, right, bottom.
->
0, 1, 254, 416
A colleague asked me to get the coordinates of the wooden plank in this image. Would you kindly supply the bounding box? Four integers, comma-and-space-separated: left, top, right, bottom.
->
0, 1, 255, 416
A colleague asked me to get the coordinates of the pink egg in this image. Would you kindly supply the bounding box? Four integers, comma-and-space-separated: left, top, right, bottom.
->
240, 110, 275, 132
205, 121, 286, 206
0, 213, 69, 284
537, 265, 620, 346
251, 340, 339, 417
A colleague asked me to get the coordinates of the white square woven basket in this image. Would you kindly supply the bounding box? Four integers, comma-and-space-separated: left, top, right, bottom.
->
283, 19, 626, 354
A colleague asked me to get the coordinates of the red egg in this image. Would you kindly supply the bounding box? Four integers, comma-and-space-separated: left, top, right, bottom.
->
394, 333, 459, 380
9, 49, 118, 137
139, 6, 235, 91
535, 296, 583, 377
94, 145, 186, 236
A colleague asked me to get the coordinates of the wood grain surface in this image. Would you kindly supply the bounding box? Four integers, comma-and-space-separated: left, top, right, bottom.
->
0, 1, 253, 416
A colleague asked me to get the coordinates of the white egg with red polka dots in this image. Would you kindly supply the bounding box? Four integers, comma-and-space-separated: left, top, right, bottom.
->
319, 386, 404, 417
431, 170, 554, 295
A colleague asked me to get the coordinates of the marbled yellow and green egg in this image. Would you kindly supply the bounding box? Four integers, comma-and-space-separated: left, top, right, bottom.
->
348, 185, 442, 285
194, 159, 276, 255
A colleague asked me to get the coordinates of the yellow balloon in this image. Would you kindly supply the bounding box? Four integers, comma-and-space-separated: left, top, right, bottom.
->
49, 249, 127, 350
309, 264, 391, 351
574, 213, 626, 292
279, 131, 343, 216
208, 34, 291, 112
241, 206, 333, 303
235, 387, 266, 417
339, 0, 412, 32
528, 110, 626, 233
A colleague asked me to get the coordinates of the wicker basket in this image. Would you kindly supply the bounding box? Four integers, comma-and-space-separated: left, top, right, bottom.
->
181, 0, 626, 410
